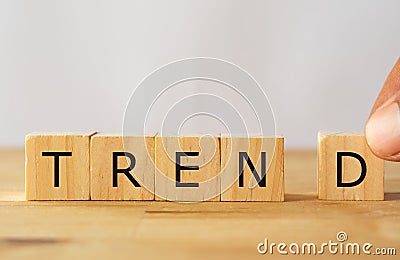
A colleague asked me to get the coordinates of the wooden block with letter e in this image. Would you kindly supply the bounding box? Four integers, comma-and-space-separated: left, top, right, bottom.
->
220, 136, 284, 201
155, 136, 220, 202
318, 131, 384, 200
25, 132, 95, 200
90, 134, 155, 200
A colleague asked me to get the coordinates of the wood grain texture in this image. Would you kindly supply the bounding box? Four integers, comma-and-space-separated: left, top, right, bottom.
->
221, 137, 284, 201
25, 132, 95, 200
318, 131, 384, 200
1, 149, 399, 259
155, 136, 220, 202
90, 134, 155, 200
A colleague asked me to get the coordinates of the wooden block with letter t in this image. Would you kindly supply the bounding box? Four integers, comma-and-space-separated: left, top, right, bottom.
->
90, 134, 155, 200
220, 136, 284, 201
25, 132, 95, 200
318, 131, 384, 201
155, 136, 220, 202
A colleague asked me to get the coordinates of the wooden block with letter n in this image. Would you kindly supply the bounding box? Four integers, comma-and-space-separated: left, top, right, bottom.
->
220, 136, 284, 201
318, 131, 384, 201
155, 136, 220, 202
25, 132, 95, 200
90, 134, 155, 200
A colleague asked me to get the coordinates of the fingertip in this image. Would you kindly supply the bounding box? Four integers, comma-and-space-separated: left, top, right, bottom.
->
365, 102, 400, 162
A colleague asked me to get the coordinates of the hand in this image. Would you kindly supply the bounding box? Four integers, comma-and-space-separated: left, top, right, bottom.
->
365, 58, 400, 161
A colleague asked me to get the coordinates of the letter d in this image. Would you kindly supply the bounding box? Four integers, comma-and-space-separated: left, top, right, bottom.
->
257, 238, 268, 254
337, 152, 367, 187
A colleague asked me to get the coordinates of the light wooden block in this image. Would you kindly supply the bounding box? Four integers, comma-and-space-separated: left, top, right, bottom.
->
90, 134, 155, 200
155, 136, 220, 202
220, 136, 284, 201
25, 132, 95, 200
318, 132, 384, 200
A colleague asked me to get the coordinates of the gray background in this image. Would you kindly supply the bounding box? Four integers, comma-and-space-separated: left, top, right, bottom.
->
1, 0, 399, 148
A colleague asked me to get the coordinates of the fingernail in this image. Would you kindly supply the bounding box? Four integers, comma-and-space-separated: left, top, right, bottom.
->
366, 101, 400, 158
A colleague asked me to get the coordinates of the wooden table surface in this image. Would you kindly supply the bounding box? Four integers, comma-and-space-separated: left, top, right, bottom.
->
0, 149, 399, 259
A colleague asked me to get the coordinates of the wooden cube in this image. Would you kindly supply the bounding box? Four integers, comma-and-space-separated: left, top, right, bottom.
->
220, 136, 284, 201
90, 134, 155, 200
318, 132, 384, 200
155, 136, 220, 202
25, 132, 95, 200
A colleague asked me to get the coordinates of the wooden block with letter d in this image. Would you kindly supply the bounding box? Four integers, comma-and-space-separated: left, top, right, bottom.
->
90, 134, 155, 200
220, 136, 284, 201
155, 136, 220, 202
25, 132, 95, 200
318, 131, 384, 200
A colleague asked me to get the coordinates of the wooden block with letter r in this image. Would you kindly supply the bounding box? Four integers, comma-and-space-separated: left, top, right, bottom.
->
318, 131, 384, 201
155, 136, 220, 202
90, 134, 155, 200
25, 132, 95, 200
220, 136, 284, 201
